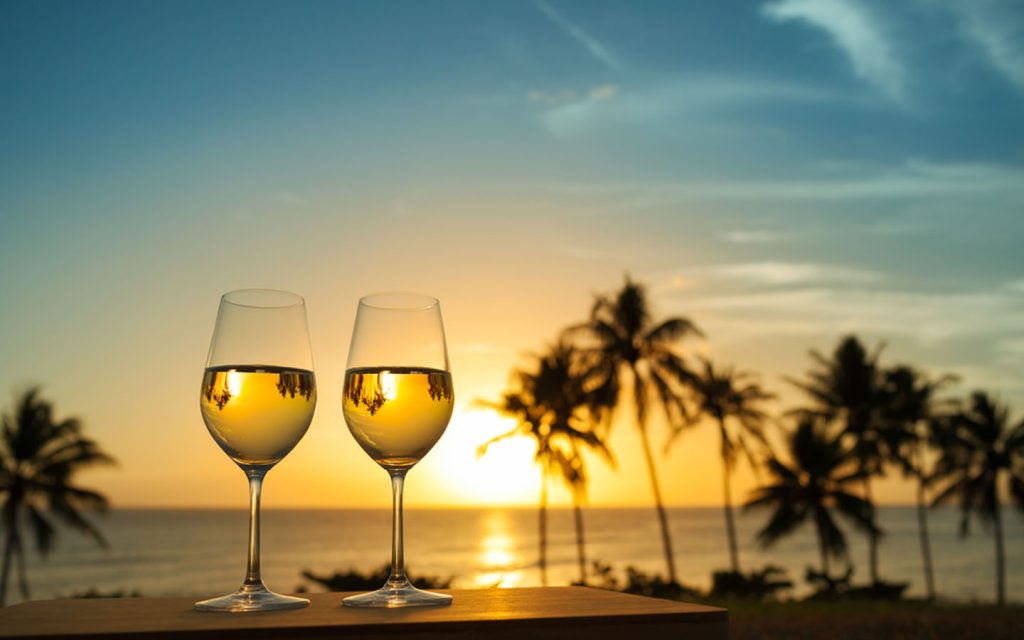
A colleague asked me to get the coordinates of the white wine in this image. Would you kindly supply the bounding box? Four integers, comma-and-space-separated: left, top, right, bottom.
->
201, 365, 316, 467
343, 366, 453, 470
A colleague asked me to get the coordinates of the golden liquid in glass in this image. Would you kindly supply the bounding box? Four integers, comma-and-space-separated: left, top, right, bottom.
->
201, 365, 316, 467
343, 367, 453, 470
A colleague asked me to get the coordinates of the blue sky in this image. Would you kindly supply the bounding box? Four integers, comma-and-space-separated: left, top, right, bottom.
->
1, 0, 1022, 506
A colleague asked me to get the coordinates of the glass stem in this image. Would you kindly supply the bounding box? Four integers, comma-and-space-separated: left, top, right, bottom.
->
244, 469, 266, 589
388, 470, 409, 587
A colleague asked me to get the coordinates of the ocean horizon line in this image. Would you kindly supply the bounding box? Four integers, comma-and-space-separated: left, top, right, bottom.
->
104, 503, 942, 511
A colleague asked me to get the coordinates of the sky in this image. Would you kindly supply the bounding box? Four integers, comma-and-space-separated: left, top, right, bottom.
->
1, 0, 1022, 510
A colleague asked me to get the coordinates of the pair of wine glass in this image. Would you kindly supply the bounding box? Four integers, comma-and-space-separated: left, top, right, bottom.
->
196, 289, 453, 612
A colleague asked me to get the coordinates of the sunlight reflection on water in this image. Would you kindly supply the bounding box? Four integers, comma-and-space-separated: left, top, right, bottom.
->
475, 510, 524, 587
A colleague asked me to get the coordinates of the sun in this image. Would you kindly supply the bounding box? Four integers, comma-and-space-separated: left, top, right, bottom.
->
417, 405, 540, 506
226, 369, 244, 397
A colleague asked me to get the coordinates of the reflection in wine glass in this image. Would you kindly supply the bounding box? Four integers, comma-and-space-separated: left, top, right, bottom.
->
194, 289, 316, 612
341, 293, 455, 608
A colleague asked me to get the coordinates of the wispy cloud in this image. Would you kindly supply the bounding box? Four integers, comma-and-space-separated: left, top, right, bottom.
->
656, 261, 882, 292
721, 229, 794, 244
673, 286, 1024, 345
711, 261, 882, 286
947, 0, 1024, 92
538, 75, 842, 137
541, 160, 1024, 202
528, 84, 618, 108
534, 0, 621, 71
762, 0, 906, 102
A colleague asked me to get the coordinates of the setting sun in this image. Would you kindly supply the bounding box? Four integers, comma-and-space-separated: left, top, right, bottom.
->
422, 407, 540, 506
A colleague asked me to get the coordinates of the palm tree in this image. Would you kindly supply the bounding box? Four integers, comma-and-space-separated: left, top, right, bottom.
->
669, 358, 773, 574
572, 276, 700, 584
0, 388, 115, 605
478, 343, 611, 586
553, 443, 594, 584
744, 416, 878, 588
788, 335, 887, 584
879, 365, 956, 600
930, 391, 1024, 605
537, 343, 614, 585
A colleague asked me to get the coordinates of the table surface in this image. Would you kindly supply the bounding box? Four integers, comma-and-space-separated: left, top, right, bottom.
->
0, 587, 728, 640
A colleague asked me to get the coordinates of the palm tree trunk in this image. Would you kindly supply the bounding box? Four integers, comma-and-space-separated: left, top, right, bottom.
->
994, 501, 1005, 606
863, 477, 879, 584
0, 530, 14, 606
719, 421, 740, 574
538, 468, 548, 587
915, 475, 935, 600
816, 518, 831, 580
573, 493, 587, 584
13, 533, 29, 601
638, 423, 678, 584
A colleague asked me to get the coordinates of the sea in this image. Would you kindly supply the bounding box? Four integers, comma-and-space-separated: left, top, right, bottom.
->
6, 506, 1022, 606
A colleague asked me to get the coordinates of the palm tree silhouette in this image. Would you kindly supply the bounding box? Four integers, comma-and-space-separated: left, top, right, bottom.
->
0, 388, 115, 605
537, 343, 614, 585
788, 335, 887, 584
672, 358, 773, 575
556, 449, 592, 584
879, 365, 957, 601
744, 416, 878, 590
930, 391, 1024, 605
572, 276, 700, 584
478, 343, 610, 586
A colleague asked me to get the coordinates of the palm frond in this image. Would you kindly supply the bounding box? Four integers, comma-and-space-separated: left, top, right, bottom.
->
754, 503, 807, 549
744, 483, 795, 511
47, 485, 110, 512
25, 505, 56, 556
832, 490, 880, 536
476, 426, 528, 458
47, 495, 109, 549
34, 441, 116, 476
647, 367, 686, 431
814, 507, 848, 558
653, 351, 697, 388
1009, 472, 1024, 511
644, 317, 702, 344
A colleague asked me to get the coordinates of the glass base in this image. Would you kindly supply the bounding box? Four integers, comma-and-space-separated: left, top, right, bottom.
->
342, 580, 452, 608
194, 583, 309, 612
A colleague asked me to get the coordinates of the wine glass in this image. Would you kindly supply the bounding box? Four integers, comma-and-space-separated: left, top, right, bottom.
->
341, 293, 454, 608
195, 289, 316, 612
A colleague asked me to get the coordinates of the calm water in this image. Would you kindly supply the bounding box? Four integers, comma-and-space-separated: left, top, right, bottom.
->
8, 506, 1022, 605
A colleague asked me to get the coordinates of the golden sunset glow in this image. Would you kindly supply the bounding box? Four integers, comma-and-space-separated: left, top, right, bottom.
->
422, 408, 541, 507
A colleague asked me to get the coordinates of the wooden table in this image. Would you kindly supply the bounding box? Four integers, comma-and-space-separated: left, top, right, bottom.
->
0, 587, 727, 639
